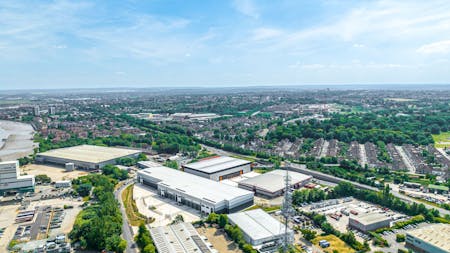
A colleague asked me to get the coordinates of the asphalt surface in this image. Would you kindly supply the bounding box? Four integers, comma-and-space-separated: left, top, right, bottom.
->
115, 179, 137, 253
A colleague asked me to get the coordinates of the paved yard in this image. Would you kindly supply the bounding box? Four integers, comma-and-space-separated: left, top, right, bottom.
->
21, 164, 88, 182
134, 184, 200, 227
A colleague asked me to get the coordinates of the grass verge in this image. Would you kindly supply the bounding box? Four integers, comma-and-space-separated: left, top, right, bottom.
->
122, 184, 153, 226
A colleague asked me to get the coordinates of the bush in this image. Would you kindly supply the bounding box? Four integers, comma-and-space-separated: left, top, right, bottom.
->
396, 234, 406, 242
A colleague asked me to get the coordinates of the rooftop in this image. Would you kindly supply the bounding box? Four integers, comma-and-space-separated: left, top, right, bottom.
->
138, 166, 253, 204
37, 145, 141, 164
406, 224, 450, 252
150, 222, 213, 253
238, 170, 312, 193
228, 209, 292, 241
428, 184, 449, 191
350, 212, 391, 225
183, 156, 251, 174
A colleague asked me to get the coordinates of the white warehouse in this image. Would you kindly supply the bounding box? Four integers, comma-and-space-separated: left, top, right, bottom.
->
228, 209, 294, 252
182, 156, 251, 181
0, 161, 35, 195
137, 166, 254, 214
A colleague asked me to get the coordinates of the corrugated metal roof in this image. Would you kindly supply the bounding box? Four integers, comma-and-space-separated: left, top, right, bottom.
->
37, 145, 140, 163
150, 222, 213, 253
183, 156, 251, 174
350, 212, 391, 225
238, 170, 312, 193
228, 209, 291, 242
406, 224, 450, 252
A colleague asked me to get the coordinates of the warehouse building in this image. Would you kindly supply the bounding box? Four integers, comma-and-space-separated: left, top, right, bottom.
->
182, 156, 251, 181
348, 213, 391, 232
0, 161, 35, 195
150, 222, 215, 253
405, 224, 450, 253
427, 184, 449, 194
36, 145, 141, 170
137, 166, 254, 214
228, 209, 294, 252
238, 169, 312, 198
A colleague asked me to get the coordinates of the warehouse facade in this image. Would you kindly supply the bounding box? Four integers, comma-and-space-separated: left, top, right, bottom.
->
228, 209, 294, 252
348, 213, 391, 232
137, 166, 254, 214
405, 224, 450, 253
182, 156, 251, 181
0, 161, 35, 195
238, 169, 312, 198
36, 145, 141, 170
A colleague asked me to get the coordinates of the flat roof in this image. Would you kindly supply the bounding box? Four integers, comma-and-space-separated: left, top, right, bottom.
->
150, 222, 213, 253
138, 166, 253, 204
183, 156, 251, 174
37, 145, 141, 164
406, 224, 450, 252
350, 212, 391, 225
238, 170, 312, 193
428, 184, 449, 191
228, 209, 291, 242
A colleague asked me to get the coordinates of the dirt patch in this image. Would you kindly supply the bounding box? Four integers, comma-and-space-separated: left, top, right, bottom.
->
196, 226, 242, 253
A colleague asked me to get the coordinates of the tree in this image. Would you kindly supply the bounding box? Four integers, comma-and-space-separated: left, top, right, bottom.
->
134, 223, 155, 252
106, 235, 127, 253
35, 174, 51, 184
300, 229, 316, 241
77, 183, 92, 197
218, 214, 228, 228
142, 244, 156, 253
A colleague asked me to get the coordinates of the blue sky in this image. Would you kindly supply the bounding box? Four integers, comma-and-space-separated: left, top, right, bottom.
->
1, 0, 450, 89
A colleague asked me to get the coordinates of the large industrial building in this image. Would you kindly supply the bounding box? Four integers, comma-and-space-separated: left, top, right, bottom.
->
0, 161, 35, 195
348, 213, 391, 232
238, 169, 312, 198
36, 145, 141, 170
182, 156, 251, 181
150, 222, 215, 253
228, 209, 294, 252
405, 224, 450, 253
137, 165, 254, 214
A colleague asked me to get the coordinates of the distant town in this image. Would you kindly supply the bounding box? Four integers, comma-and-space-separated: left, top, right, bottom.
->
0, 87, 449, 253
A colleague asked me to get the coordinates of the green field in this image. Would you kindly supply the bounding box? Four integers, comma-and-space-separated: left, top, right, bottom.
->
432, 131, 450, 148
312, 235, 355, 253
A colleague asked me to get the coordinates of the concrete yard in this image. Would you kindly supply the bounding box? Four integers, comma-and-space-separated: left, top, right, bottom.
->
21, 164, 88, 181
134, 184, 201, 227
0, 204, 20, 252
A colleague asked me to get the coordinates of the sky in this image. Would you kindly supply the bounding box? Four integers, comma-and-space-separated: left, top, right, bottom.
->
1, 0, 450, 90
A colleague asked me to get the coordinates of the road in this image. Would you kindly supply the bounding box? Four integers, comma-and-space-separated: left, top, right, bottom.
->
115, 179, 137, 253
395, 145, 416, 173
388, 184, 450, 216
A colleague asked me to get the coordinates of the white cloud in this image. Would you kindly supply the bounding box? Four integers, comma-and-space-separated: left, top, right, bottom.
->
251, 28, 283, 41
232, 0, 259, 19
417, 40, 450, 54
